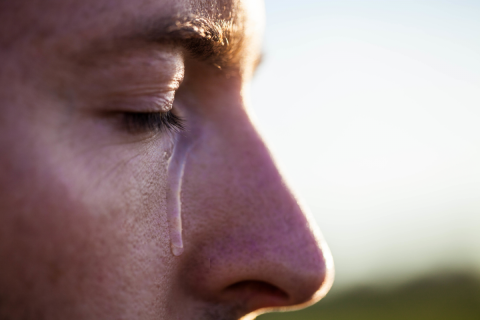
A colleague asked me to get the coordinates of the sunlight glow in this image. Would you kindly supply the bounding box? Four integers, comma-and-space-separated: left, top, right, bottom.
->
252, 0, 480, 287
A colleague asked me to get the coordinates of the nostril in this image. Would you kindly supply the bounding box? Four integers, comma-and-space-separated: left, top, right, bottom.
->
226, 281, 288, 299
223, 281, 290, 310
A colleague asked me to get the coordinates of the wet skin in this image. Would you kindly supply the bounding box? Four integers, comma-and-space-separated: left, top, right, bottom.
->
0, 0, 334, 319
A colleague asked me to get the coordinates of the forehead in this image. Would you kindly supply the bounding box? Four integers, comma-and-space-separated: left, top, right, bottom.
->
1, 0, 263, 72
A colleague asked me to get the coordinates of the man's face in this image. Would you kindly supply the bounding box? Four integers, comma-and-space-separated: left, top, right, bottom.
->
0, 0, 333, 319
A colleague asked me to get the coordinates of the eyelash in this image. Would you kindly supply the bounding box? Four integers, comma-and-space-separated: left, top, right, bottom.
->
121, 110, 185, 134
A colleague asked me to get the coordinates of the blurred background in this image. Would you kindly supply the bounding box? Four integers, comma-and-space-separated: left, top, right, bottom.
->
251, 0, 480, 319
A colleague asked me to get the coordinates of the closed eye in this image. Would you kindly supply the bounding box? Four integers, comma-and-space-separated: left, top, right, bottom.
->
121, 110, 184, 134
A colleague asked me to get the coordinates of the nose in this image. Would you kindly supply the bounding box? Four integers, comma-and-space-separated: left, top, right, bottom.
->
177, 89, 334, 315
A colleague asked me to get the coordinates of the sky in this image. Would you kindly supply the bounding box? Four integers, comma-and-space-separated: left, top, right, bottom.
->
250, 0, 480, 289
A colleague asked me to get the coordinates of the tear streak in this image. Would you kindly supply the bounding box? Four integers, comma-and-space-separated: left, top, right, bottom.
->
167, 140, 192, 257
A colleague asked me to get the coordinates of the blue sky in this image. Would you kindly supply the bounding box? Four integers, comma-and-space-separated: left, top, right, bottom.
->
251, 0, 480, 288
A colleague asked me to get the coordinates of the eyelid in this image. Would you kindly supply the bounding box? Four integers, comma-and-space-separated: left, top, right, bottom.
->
101, 68, 184, 113
100, 89, 177, 114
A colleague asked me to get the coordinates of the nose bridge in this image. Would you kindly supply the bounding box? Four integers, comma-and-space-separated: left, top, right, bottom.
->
180, 99, 333, 308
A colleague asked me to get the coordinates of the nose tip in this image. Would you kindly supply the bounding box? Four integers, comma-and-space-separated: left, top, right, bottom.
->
227, 236, 333, 311
283, 229, 334, 307
234, 214, 334, 309
280, 206, 335, 307
181, 208, 334, 313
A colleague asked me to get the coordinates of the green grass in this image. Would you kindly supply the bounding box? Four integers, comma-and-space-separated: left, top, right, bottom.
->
258, 272, 480, 320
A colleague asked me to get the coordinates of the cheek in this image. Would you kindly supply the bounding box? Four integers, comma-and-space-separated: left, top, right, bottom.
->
0, 129, 174, 317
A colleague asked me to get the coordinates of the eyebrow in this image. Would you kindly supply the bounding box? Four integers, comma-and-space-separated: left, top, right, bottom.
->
129, 14, 249, 70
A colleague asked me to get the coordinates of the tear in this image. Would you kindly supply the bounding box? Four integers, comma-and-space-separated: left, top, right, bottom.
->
166, 136, 194, 256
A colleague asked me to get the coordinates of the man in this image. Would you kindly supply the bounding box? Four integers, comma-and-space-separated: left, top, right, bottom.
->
0, 0, 333, 319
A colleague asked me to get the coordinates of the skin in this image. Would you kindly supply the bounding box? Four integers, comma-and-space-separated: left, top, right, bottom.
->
0, 0, 334, 319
